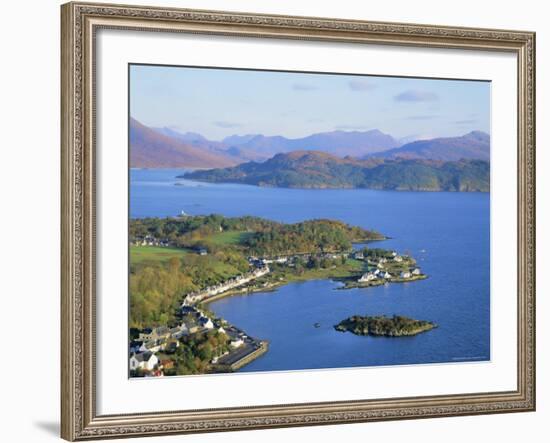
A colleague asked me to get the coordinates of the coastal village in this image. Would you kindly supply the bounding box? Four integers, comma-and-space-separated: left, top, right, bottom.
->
129, 242, 275, 377
129, 233, 427, 377
351, 250, 425, 287
129, 302, 268, 376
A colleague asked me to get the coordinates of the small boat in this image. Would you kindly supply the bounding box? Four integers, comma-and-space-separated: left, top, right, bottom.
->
314, 322, 321, 328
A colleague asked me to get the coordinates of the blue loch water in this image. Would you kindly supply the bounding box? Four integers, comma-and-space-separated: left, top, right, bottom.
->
131, 168, 490, 372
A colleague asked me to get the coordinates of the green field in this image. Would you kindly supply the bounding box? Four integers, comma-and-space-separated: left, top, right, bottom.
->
130, 244, 246, 279
130, 245, 189, 265
209, 231, 254, 246
266, 258, 366, 285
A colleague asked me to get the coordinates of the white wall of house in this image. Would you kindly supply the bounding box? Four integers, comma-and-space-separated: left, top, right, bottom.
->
144, 355, 159, 371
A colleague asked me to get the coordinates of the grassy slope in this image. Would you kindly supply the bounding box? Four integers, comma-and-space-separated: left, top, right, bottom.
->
131, 245, 245, 280
208, 231, 254, 246
263, 258, 365, 286
130, 245, 189, 265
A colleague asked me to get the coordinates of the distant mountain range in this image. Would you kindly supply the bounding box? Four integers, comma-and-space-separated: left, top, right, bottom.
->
130, 118, 240, 168
182, 150, 490, 192
220, 129, 400, 158
367, 131, 490, 161
130, 117, 490, 168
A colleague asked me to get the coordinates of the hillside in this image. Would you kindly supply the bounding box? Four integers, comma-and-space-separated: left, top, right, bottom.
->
182, 150, 490, 192
129, 118, 239, 168
368, 131, 490, 161
153, 127, 265, 162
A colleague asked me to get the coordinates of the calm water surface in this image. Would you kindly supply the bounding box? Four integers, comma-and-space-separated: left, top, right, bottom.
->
131, 168, 490, 371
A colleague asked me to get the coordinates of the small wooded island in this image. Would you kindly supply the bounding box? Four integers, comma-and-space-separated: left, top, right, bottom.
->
334, 315, 437, 337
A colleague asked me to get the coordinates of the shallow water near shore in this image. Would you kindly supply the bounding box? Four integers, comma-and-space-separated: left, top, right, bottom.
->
131, 168, 490, 371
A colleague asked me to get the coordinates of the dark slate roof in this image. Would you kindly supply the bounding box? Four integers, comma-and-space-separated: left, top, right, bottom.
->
133, 351, 154, 362
154, 326, 169, 335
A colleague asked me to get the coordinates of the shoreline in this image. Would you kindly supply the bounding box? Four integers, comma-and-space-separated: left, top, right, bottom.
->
202, 269, 429, 306
135, 169, 489, 194
336, 274, 428, 290
177, 176, 490, 193
130, 213, 428, 376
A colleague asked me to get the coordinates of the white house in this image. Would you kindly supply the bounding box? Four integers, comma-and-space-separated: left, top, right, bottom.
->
170, 324, 188, 339
393, 255, 403, 262
253, 266, 270, 276
358, 272, 377, 282
382, 271, 392, 279
412, 268, 422, 275
130, 352, 159, 371
230, 338, 244, 348
400, 271, 412, 279
199, 317, 214, 329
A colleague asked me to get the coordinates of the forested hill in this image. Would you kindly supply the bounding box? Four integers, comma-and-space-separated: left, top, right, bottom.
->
130, 215, 385, 256
367, 131, 490, 161
181, 151, 490, 192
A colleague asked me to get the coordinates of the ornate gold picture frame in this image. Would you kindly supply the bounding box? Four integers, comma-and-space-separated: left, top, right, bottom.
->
61, 2, 535, 440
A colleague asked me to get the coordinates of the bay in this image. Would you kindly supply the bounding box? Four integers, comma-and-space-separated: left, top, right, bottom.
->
131, 168, 490, 371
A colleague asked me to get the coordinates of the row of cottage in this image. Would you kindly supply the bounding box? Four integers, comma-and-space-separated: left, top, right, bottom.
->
252, 250, 406, 267
131, 235, 171, 247
358, 266, 422, 282
184, 265, 270, 304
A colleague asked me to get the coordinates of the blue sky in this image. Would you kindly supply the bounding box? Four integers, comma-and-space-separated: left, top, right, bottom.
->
130, 64, 490, 141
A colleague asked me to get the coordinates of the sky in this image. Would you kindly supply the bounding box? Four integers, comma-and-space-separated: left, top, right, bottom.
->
130, 64, 490, 142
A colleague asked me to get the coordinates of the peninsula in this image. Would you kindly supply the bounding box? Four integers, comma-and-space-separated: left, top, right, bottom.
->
128, 215, 428, 376
335, 315, 437, 337
181, 151, 490, 192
